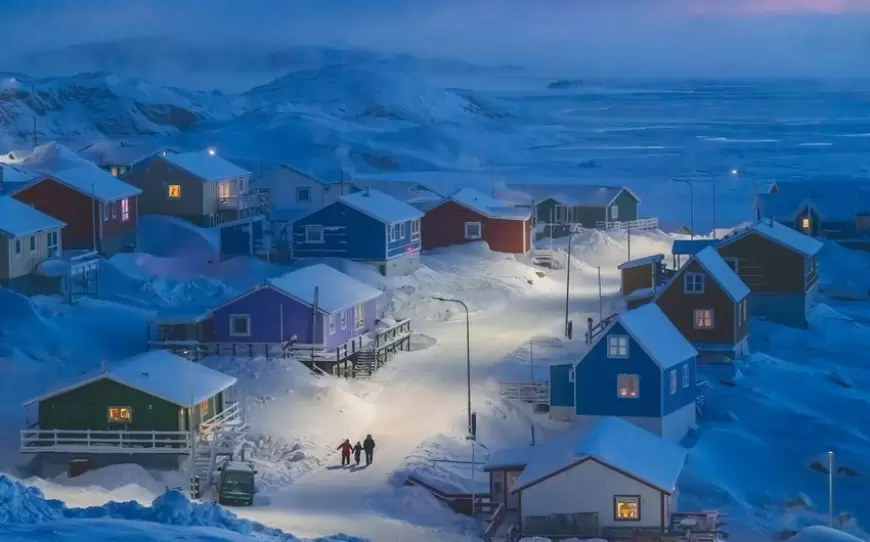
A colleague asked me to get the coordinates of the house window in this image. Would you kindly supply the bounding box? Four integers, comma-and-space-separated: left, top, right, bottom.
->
611, 205, 619, 220
218, 182, 232, 199
411, 219, 421, 240
47, 231, 59, 257
111, 201, 117, 219
669, 370, 677, 394
110, 167, 119, 176
15, 239, 20, 255
465, 222, 482, 240
693, 309, 714, 330
29, 236, 35, 251
305, 225, 324, 243
607, 335, 629, 358
355, 303, 365, 329
554, 204, 572, 223
389, 223, 406, 242
296, 187, 311, 203
682, 364, 690, 388
108, 406, 132, 423
568, 368, 575, 383
614, 496, 640, 521
617, 374, 639, 398
103, 204, 110, 222
328, 313, 336, 335
168, 184, 182, 198
741, 299, 747, 322
724, 258, 738, 273
200, 400, 210, 417
229, 314, 251, 337
801, 217, 810, 231
340, 310, 347, 330
684, 272, 705, 294
121, 198, 130, 222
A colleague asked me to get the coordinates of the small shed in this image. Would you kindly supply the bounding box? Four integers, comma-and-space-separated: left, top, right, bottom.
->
670, 238, 718, 268
617, 254, 668, 308
422, 188, 531, 254
0, 196, 66, 286
509, 417, 688, 539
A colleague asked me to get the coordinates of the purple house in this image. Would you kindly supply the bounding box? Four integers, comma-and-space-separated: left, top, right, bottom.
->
211, 263, 382, 348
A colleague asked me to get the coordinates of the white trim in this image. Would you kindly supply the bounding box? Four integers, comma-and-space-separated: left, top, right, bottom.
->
693, 308, 714, 330
340, 310, 347, 330
354, 302, 365, 330
305, 225, 325, 243
682, 364, 690, 388
683, 272, 705, 294
411, 218, 421, 240
606, 187, 642, 207
464, 221, 482, 240
617, 373, 639, 398
568, 367, 575, 383
328, 313, 336, 335
228, 314, 251, 337
607, 335, 629, 358
611, 204, 619, 220
296, 186, 312, 203
669, 369, 677, 394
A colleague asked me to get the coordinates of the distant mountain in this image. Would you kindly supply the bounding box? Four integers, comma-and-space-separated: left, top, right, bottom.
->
547, 79, 583, 90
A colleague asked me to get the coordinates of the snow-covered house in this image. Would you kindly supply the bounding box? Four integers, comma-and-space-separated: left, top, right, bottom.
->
421, 188, 532, 254
123, 150, 259, 227
617, 254, 670, 309
653, 246, 751, 363
20, 350, 243, 479
552, 304, 699, 441
292, 188, 424, 276
491, 417, 688, 539
715, 219, 823, 328
78, 141, 171, 177
4, 143, 142, 254
0, 196, 65, 285
252, 164, 359, 213
757, 180, 870, 239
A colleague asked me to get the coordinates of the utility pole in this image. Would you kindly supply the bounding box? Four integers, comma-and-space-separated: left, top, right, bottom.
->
565, 228, 573, 337
828, 450, 834, 528
597, 266, 603, 321
671, 179, 695, 238
433, 296, 472, 435
712, 184, 717, 239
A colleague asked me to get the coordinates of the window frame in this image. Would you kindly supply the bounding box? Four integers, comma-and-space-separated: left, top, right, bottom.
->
693, 308, 715, 330
103, 203, 110, 222
296, 186, 312, 203
669, 369, 677, 394
107, 406, 133, 424
613, 495, 641, 522
111, 201, 117, 219
47, 230, 59, 257
411, 219, 421, 240
617, 373, 639, 399
328, 313, 336, 335
200, 399, 210, 417
389, 223, 406, 243
568, 367, 575, 383
29, 236, 35, 251
611, 204, 619, 220
167, 184, 182, 199
464, 221, 482, 240
801, 217, 810, 231
305, 225, 325, 243
742, 299, 747, 322
340, 310, 347, 330
684, 272, 705, 294
354, 303, 365, 330
607, 335, 629, 359
121, 198, 130, 222
229, 314, 251, 337
15, 239, 20, 255
682, 364, 690, 388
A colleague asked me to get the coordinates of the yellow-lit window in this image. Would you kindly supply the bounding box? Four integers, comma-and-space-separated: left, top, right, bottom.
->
617, 374, 639, 398
110, 167, 119, 176
108, 406, 132, 423
801, 217, 810, 230
168, 184, 182, 198
200, 400, 209, 416
218, 182, 232, 199
693, 309, 714, 330
615, 496, 640, 520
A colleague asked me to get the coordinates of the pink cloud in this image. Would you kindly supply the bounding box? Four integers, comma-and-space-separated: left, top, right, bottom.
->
690, 0, 870, 14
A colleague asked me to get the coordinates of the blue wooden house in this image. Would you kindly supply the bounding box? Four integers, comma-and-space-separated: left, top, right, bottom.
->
548, 363, 575, 421
552, 303, 699, 442
291, 187, 424, 276
210, 263, 383, 349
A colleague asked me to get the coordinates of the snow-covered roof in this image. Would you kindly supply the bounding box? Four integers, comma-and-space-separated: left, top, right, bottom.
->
511, 417, 687, 494
78, 142, 169, 167
624, 287, 656, 302
24, 350, 237, 408
484, 444, 535, 471
0, 196, 66, 238
601, 304, 698, 369
617, 254, 664, 270
721, 219, 823, 257
671, 238, 718, 256
351, 179, 444, 204
0, 164, 42, 193
3, 143, 142, 202
266, 263, 382, 313
339, 188, 424, 224
693, 246, 750, 301
501, 183, 640, 207
163, 151, 251, 182
223, 460, 255, 473
446, 188, 530, 220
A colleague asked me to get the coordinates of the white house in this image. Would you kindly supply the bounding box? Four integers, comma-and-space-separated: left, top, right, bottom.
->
252, 164, 355, 213
505, 417, 688, 539
0, 196, 65, 285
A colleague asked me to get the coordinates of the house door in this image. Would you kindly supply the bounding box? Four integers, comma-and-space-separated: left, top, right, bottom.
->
505, 470, 520, 510
490, 471, 505, 507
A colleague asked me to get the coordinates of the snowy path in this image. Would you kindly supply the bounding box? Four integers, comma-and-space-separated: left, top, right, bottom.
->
240, 289, 603, 541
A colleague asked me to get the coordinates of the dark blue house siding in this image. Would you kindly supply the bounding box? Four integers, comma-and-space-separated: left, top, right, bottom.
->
660, 361, 696, 415
549, 364, 575, 407
220, 217, 265, 255
292, 202, 421, 261
213, 286, 324, 345
574, 322, 662, 418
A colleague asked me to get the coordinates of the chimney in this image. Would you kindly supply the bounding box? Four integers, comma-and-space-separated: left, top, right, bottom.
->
586, 317, 594, 345
365, 185, 371, 197
529, 425, 536, 446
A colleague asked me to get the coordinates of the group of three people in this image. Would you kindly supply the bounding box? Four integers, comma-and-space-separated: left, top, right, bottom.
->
337, 434, 375, 467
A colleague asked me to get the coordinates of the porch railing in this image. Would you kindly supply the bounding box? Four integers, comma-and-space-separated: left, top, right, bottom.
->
200, 401, 242, 431
595, 217, 659, 232
20, 428, 192, 454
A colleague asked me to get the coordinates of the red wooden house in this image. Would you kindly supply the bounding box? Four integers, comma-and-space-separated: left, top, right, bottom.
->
10, 166, 142, 254
422, 188, 531, 254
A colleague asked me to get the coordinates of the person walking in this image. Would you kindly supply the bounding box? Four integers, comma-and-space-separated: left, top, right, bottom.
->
363, 434, 375, 466
337, 439, 353, 466
353, 441, 363, 466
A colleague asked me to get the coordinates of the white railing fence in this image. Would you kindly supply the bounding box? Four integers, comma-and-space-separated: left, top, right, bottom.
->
20, 429, 191, 453
499, 381, 549, 404
200, 401, 242, 432
595, 217, 659, 232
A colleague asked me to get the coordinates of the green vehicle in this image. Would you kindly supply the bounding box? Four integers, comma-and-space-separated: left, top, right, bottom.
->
217, 460, 257, 506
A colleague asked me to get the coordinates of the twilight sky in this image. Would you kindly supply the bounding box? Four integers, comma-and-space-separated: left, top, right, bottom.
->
1, 0, 868, 76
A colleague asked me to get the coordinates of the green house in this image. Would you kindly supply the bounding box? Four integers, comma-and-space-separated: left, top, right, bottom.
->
501, 183, 641, 234
21, 350, 242, 478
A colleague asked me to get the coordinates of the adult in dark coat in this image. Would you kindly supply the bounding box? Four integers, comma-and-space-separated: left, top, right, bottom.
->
363, 434, 375, 465
337, 439, 353, 466
353, 442, 363, 465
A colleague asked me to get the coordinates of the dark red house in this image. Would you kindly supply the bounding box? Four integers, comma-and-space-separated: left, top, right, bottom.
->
422, 188, 531, 254
11, 167, 142, 254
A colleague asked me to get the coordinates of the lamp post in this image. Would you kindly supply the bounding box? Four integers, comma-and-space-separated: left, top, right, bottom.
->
565, 225, 580, 337
731, 168, 759, 223
670, 179, 695, 238
433, 296, 472, 436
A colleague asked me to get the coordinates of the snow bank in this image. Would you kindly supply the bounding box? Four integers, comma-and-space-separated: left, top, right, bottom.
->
789, 526, 863, 541
539, 228, 676, 273
137, 215, 220, 258
0, 475, 362, 541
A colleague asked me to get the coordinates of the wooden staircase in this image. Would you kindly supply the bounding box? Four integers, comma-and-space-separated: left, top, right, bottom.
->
352, 350, 377, 378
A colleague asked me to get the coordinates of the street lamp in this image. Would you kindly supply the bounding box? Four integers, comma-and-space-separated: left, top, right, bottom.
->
207, 147, 217, 156
565, 224, 581, 338
670, 179, 695, 238
730, 168, 759, 224
432, 296, 472, 436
